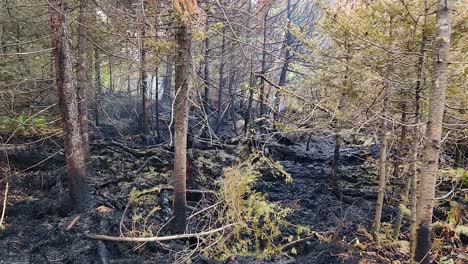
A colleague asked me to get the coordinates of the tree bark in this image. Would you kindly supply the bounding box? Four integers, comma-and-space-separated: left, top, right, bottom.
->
172, 22, 191, 234
49, 0, 91, 212
414, 1, 451, 263
76, 0, 89, 158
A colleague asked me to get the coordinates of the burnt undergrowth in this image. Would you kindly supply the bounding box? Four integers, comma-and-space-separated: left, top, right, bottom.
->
0, 114, 465, 264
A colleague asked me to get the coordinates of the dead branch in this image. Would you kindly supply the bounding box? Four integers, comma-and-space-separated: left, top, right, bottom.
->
85, 223, 239, 242
0, 182, 9, 228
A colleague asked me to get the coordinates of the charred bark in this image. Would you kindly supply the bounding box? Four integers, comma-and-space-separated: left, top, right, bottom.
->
172, 22, 191, 234
76, 0, 89, 158
50, 0, 91, 212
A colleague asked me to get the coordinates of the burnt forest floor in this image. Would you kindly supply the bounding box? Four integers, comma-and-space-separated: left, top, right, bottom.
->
0, 125, 465, 264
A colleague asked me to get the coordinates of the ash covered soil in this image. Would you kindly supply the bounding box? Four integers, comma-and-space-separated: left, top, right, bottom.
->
0, 130, 461, 264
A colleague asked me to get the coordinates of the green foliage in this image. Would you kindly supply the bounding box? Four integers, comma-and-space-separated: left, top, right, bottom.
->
0, 115, 50, 135
203, 154, 310, 259
439, 167, 468, 187
147, 39, 176, 54
439, 256, 454, 264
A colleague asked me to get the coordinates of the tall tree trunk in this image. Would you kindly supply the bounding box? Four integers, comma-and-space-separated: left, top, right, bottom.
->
410, 1, 428, 255
106, 18, 113, 91
275, 0, 292, 120
243, 1, 255, 135
172, 22, 191, 234
372, 16, 393, 243
203, 24, 210, 117
94, 47, 102, 126
76, 0, 89, 159
154, 14, 161, 138
259, 12, 268, 117
139, 7, 150, 134
414, 1, 451, 263
244, 55, 255, 135
155, 69, 160, 138
371, 95, 388, 243
50, 0, 91, 212
216, 30, 226, 130
392, 108, 408, 240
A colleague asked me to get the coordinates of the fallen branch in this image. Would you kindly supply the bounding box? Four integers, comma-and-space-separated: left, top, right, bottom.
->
85, 223, 239, 242
0, 182, 9, 228
94, 140, 173, 159
159, 185, 216, 195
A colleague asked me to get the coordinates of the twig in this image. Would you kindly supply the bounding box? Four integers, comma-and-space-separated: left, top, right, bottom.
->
66, 215, 81, 231
85, 223, 239, 242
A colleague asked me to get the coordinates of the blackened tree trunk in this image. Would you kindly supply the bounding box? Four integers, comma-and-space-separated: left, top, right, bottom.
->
173, 22, 191, 234
330, 133, 342, 197
414, 1, 452, 263
50, 0, 91, 212
76, 0, 89, 158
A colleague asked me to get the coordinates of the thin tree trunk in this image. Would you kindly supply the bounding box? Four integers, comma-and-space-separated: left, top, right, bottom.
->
76, 0, 89, 158
172, 22, 191, 234
371, 17, 394, 243
139, 7, 150, 134
126, 40, 131, 94
162, 59, 173, 109
203, 24, 210, 117
106, 18, 113, 91
259, 13, 268, 117
275, 0, 292, 120
50, 0, 91, 212
414, 1, 451, 263
216, 30, 226, 129
244, 56, 254, 135
372, 97, 388, 243
330, 132, 342, 197
410, 1, 427, 255
154, 13, 161, 138
94, 47, 102, 126
392, 108, 408, 240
